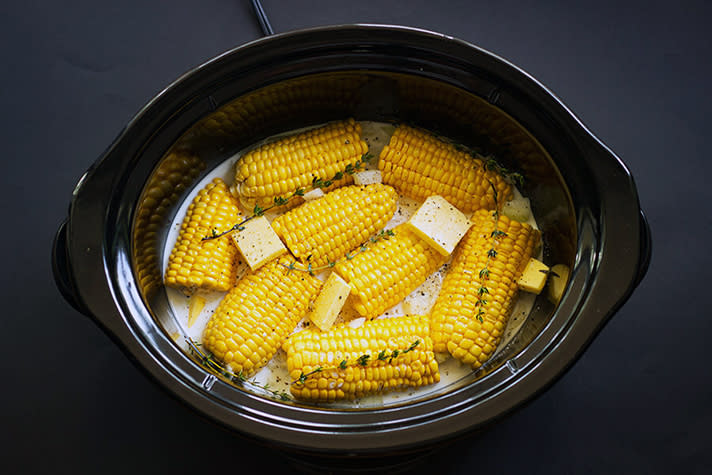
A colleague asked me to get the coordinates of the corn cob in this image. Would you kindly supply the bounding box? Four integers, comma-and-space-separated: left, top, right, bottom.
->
134, 149, 205, 297
379, 125, 513, 212
233, 118, 368, 209
202, 257, 322, 377
334, 224, 447, 319
271, 184, 398, 267
164, 178, 242, 293
284, 315, 439, 402
429, 209, 540, 367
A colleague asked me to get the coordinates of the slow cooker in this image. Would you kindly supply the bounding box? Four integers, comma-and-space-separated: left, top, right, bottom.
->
52, 25, 650, 458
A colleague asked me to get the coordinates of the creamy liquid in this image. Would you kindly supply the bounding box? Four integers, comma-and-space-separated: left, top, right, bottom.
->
162, 121, 540, 408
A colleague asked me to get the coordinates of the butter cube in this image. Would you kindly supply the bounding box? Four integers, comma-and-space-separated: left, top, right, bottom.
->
231, 216, 287, 271
308, 272, 351, 331
502, 195, 533, 223
517, 258, 549, 294
404, 195, 471, 256
302, 188, 325, 201
187, 295, 206, 328
352, 170, 382, 185
547, 264, 570, 304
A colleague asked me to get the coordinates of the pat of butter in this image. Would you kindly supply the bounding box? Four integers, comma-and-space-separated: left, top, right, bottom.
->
547, 264, 570, 304
404, 195, 471, 256
187, 295, 206, 328
517, 258, 549, 294
302, 188, 325, 201
502, 193, 532, 223
231, 216, 287, 271
308, 272, 351, 331
352, 170, 382, 185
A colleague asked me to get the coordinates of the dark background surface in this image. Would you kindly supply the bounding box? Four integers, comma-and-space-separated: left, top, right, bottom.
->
3, 1, 710, 473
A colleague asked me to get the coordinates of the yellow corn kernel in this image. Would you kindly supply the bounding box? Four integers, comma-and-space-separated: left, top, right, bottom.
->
284, 315, 439, 402
202, 257, 322, 377
335, 224, 447, 319
429, 209, 540, 367
164, 178, 242, 293
271, 184, 398, 267
378, 125, 513, 212
234, 119, 368, 208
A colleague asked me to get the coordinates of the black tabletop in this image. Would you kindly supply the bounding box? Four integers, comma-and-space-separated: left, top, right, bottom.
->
4, 1, 710, 473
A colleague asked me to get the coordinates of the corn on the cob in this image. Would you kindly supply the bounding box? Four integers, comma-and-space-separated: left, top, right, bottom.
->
379, 125, 513, 212
164, 178, 242, 293
284, 315, 439, 402
134, 149, 205, 297
429, 209, 540, 367
202, 257, 322, 376
234, 118, 368, 209
271, 184, 398, 267
334, 224, 447, 319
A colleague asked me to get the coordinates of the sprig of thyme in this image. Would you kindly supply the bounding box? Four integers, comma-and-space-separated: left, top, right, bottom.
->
203, 188, 307, 241
469, 153, 524, 324
292, 339, 421, 386
202, 153, 371, 242
305, 154, 371, 189
280, 228, 395, 275
483, 157, 524, 188
295, 366, 323, 385
474, 182, 508, 324
186, 338, 291, 401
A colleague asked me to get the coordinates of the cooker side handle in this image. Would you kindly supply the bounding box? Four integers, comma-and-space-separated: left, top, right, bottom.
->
52, 219, 91, 316
635, 209, 652, 289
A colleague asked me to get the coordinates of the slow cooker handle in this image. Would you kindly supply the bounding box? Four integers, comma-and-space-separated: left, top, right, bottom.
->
52, 219, 91, 316
635, 209, 652, 289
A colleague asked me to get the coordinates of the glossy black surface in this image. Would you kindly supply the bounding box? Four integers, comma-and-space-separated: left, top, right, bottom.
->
5, 0, 710, 473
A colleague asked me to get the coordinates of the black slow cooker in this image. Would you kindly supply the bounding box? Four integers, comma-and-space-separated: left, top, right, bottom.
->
52, 25, 650, 457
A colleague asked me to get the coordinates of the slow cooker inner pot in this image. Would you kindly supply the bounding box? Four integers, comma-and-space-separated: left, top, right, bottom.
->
131, 70, 576, 407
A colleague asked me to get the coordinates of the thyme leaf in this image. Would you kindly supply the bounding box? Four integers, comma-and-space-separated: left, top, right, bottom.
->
203, 159, 373, 242
281, 228, 396, 274
295, 366, 323, 385
482, 156, 525, 187
186, 338, 291, 401
292, 340, 422, 384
